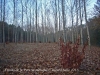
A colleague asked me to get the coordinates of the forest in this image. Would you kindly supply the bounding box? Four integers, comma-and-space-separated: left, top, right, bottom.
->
0, 0, 100, 75
0, 0, 100, 46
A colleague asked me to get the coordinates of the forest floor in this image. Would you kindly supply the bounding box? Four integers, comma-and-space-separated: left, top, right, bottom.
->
0, 43, 100, 75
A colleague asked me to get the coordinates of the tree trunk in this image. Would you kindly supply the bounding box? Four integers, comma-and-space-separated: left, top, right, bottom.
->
32, 6, 34, 43
0, 0, 2, 43
13, 0, 17, 44
75, 0, 78, 40
79, 0, 83, 45
35, 0, 38, 43
13, 0, 15, 43
55, 0, 58, 42
21, 0, 23, 43
25, 0, 29, 43
30, 7, 32, 43
61, 0, 66, 42
3, 0, 5, 47
83, 0, 91, 49
1, 0, 2, 21
58, 0, 60, 39
8, 23, 9, 42
44, 0, 47, 43
71, 10, 74, 43
41, 0, 44, 43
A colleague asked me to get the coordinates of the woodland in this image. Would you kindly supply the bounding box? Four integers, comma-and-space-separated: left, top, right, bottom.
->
0, 0, 100, 75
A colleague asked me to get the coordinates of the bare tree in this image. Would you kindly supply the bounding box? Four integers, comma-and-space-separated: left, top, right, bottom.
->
35, 0, 38, 42
3, 0, 5, 47
41, 0, 44, 43
71, 7, 74, 43
29, 1, 32, 43
58, 0, 61, 39
13, 0, 17, 44
0, 0, 2, 21
83, 0, 91, 49
61, 0, 66, 42
32, 1, 35, 43
13, 0, 15, 43
79, 0, 83, 45
54, 0, 58, 42
21, 0, 23, 43
44, 0, 47, 42
0, 0, 2, 43
75, 0, 79, 39
25, 0, 29, 43
65, 0, 75, 43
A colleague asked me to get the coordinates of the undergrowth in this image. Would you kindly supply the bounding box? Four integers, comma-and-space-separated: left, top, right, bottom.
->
59, 37, 88, 69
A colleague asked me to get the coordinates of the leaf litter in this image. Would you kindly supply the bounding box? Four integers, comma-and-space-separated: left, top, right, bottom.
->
0, 43, 100, 75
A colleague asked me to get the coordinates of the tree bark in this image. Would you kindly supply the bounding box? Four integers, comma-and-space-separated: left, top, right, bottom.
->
1, 0, 2, 21
58, 0, 60, 39
61, 0, 66, 42
30, 6, 32, 43
79, 0, 83, 45
55, 0, 58, 42
75, 0, 79, 40
21, 0, 23, 43
3, 0, 5, 47
83, 0, 91, 49
41, 0, 44, 43
35, 0, 38, 43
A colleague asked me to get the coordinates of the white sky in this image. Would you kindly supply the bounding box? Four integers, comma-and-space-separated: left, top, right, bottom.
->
3, 0, 97, 27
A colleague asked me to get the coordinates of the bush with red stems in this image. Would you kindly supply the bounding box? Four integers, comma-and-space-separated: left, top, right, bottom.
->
6, 41, 9, 44
60, 36, 88, 69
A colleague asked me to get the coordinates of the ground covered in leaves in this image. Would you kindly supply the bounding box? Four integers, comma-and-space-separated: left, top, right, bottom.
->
0, 43, 100, 75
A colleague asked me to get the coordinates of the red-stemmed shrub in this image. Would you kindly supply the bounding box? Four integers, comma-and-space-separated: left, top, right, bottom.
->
48, 41, 51, 43
60, 36, 88, 69
6, 41, 9, 44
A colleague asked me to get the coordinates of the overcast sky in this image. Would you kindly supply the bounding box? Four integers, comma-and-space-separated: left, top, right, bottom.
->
1, 0, 97, 27
88, 0, 96, 10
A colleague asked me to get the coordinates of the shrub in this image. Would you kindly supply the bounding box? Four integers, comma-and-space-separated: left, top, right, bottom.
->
60, 37, 87, 69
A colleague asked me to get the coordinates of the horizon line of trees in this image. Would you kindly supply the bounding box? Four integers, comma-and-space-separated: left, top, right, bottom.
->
0, 19, 100, 46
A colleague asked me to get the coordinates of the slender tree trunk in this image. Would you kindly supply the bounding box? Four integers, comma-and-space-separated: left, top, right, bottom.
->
35, 0, 38, 42
79, 0, 83, 45
44, 0, 47, 43
41, 0, 44, 43
25, 0, 29, 43
8, 24, 9, 42
27, 26, 28, 42
21, 0, 23, 43
42, 13, 44, 43
61, 0, 66, 42
14, 0, 17, 44
58, 0, 60, 39
25, 28, 27, 43
30, 7, 31, 43
1, 0, 2, 21
13, 0, 16, 43
32, 6, 34, 43
75, 0, 78, 40
83, 0, 91, 49
15, 10, 17, 44
71, 10, 74, 43
0, 0, 2, 43
55, 0, 58, 42
3, 0, 5, 47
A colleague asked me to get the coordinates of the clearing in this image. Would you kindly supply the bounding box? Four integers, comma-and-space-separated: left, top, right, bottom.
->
0, 43, 100, 75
